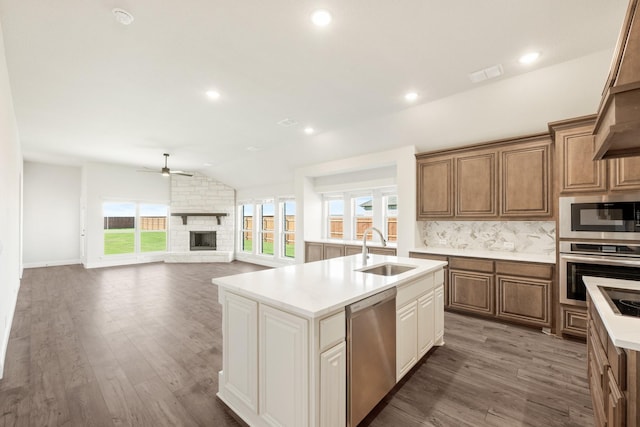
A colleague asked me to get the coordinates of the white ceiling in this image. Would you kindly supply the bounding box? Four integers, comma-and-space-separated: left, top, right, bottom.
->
0, 0, 630, 190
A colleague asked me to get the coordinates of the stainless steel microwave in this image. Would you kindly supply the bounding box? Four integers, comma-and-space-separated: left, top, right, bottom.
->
559, 195, 640, 240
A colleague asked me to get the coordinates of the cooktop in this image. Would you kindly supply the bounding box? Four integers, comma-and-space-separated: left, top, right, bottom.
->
600, 287, 640, 318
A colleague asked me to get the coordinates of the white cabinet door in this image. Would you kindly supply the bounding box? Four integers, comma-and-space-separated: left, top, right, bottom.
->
222, 292, 258, 411
417, 290, 435, 358
396, 301, 418, 381
320, 341, 346, 427
435, 284, 445, 344
259, 304, 309, 427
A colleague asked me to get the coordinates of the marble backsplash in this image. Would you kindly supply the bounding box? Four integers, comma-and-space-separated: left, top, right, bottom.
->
421, 221, 555, 254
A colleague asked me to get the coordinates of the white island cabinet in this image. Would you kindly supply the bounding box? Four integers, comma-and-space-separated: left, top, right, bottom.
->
214, 254, 447, 427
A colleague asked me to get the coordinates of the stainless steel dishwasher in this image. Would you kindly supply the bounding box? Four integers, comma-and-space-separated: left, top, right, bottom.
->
346, 287, 397, 427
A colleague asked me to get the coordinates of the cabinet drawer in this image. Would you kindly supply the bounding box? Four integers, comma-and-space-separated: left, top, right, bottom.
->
397, 274, 433, 308
561, 306, 587, 337
319, 311, 345, 352
449, 257, 494, 273
495, 261, 553, 280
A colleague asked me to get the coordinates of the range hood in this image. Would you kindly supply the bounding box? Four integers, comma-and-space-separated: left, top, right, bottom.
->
593, 0, 640, 160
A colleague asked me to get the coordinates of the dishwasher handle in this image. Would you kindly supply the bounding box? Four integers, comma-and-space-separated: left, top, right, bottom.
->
346, 287, 397, 316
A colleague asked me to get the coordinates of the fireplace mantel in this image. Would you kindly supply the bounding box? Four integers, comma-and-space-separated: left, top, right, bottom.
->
172, 212, 228, 225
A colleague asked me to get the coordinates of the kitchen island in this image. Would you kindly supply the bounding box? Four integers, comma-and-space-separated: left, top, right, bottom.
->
213, 254, 447, 427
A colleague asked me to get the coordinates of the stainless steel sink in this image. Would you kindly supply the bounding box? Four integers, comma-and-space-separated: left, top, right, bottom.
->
359, 263, 416, 276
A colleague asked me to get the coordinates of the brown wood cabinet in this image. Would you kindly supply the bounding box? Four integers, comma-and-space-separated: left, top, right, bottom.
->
550, 115, 640, 195
416, 156, 453, 218
494, 260, 552, 327
561, 305, 587, 338
455, 150, 496, 217
587, 296, 640, 427
416, 133, 553, 220
305, 242, 324, 262
500, 140, 551, 217
412, 253, 554, 329
304, 241, 397, 262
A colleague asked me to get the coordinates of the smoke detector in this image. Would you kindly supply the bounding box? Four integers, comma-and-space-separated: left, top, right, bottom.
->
112, 8, 134, 25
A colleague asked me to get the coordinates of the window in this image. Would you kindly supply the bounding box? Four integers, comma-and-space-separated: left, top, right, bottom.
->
353, 195, 373, 240
103, 201, 169, 255
384, 195, 398, 242
241, 204, 253, 253
322, 189, 398, 242
140, 204, 168, 252
326, 197, 344, 239
103, 202, 136, 255
282, 200, 296, 258
260, 202, 275, 255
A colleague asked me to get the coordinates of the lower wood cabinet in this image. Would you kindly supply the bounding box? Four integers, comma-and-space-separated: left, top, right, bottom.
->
305, 241, 396, 262
449, 270, 494, 316
587, 297, 639, 427
561, 305, 587, 337
319, 342, 346, 427
411, 252, 554, 330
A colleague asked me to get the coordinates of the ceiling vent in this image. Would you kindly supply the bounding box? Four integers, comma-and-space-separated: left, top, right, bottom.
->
112, 8, 135, 25
277, 118, 299, 127
468, 64, 504, 83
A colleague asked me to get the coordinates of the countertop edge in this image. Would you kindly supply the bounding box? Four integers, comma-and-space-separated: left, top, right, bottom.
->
213, 257, 447, 319
409, 247, 556, 264
584, 276, 640, 352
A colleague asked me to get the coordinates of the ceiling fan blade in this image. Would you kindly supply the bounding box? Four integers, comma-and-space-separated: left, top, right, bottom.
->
137, 169, 160, 173
171, 171, 193, 177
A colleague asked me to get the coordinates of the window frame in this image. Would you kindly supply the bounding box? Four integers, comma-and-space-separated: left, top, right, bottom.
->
281, 199, 296, 259
102, 200, 169, 256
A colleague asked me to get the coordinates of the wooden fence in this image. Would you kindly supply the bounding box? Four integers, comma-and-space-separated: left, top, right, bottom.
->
330, 217, 397, 241
242, 216, 295, 243
104, 216, 167, 230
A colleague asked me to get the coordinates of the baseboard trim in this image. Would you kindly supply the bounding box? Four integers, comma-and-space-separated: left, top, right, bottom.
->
23, 259, 82, 269
83, 255, 166, 269
0, 284, 19, 380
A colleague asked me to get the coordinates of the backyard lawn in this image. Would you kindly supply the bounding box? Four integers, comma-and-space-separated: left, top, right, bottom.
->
104, 229, 166, 254
244, 240, 295, 257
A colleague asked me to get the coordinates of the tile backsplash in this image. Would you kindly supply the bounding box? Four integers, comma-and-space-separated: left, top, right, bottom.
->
421, 221, 555, 254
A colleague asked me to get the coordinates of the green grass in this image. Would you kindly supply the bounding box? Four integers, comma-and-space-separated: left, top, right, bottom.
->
104, 229, 166, 254
243, 240, 294, 257
141, 231, 167, 252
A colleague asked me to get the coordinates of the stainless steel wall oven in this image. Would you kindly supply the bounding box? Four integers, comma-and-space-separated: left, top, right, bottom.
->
559, 241, 640, 306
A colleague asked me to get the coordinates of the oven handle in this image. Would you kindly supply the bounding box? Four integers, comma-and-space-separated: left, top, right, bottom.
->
560, 254, 640, 267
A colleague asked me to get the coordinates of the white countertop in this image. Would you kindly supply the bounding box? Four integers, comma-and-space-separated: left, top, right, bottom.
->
213, 254, 447, 319
410, 247, 555, 264
584, 276, 640, 351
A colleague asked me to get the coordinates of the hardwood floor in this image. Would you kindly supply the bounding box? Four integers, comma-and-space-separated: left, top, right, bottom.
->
0, 262, 592, 426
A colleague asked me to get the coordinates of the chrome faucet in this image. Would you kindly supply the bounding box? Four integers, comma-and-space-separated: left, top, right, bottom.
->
362, 227, 387, 263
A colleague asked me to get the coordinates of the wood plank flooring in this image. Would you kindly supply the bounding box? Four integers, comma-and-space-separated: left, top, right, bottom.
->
0, 262, 593, 426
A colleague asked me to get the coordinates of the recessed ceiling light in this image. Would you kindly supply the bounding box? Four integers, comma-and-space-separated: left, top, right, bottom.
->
206, 90, 220, 99
112, 8, 134, 25
404, 92, 418, 102
311, 9, 332, 27
519, 51, 540, 65
304, 127, 315, 135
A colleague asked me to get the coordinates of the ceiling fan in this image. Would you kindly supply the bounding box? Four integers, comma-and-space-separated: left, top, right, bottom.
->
138, 153, 193, 177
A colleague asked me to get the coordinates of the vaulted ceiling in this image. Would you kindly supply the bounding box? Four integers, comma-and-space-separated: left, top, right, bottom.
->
0, 1, 629, 189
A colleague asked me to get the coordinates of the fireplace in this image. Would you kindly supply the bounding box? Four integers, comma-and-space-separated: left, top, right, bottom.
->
190, 231, 217, 251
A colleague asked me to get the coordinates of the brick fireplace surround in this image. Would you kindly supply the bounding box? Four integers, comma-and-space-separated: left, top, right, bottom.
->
165, 173, 234, 263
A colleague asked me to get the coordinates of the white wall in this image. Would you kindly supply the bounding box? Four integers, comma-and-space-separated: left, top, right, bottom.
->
23, 161, 81, 267
295, 145, 418, 262
0, 20, 22, 379
83, 162, 170, 268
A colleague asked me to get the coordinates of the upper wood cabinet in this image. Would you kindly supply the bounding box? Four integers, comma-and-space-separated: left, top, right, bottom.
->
416, 156, 453, 218
455, 150, 497, 217
500, 139, 551, 217
550, 115, 640, 195
416, 133, 553, 220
